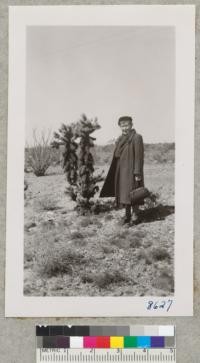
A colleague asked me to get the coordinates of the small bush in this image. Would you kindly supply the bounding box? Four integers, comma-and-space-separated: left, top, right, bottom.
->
37, 196, 59, 211
92, 269, 128, 289
129, 238, 141, 248
81, 273, 94, 284
90, 199, 115, 214
137, 248, 153, 264
79, 217, 93, 227
104, 214, 114, 221
70, 230, 84, 239
150, 247, 171, 261
37, 245, 85, 277
152, 262, 174, 292
101, 244, 115, 254
153, 273, 174, 292
26, 130, 54, 176
24, 249, 35, 263
111, 237, 130, 250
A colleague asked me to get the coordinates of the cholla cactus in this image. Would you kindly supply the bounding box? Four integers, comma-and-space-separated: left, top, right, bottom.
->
51, 124, 78, 200
52, 115, 104, 212
74, 114, 104, 212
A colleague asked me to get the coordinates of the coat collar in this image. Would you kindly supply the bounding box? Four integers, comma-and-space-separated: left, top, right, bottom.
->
127, 128, 136, 143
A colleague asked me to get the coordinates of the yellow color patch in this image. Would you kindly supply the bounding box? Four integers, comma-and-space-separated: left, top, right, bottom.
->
110, 336, 124, 349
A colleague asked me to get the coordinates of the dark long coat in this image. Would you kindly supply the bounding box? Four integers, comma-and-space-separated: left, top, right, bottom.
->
100, 129, 144, 205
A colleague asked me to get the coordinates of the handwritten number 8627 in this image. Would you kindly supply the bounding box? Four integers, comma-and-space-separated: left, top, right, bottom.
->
147, 299, 173, 312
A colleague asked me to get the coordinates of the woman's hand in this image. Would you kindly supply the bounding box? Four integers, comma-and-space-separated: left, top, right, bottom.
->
135, 175, 142, 188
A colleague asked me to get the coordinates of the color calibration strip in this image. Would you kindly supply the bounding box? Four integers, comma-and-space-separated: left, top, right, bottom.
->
36, 325, 175, 349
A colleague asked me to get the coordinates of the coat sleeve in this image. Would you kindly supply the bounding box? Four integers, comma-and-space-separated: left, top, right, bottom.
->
133, 134, 144, 175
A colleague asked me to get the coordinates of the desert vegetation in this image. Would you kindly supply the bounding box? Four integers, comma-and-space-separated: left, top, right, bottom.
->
24, 118, 174, 297
25, 130, 54, 176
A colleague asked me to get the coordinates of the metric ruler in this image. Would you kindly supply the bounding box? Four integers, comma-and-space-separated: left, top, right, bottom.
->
36, 325, 176, 363
37, 348, 176, 362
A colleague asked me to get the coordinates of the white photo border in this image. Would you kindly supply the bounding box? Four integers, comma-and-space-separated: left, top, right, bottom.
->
6, 5, 195, 317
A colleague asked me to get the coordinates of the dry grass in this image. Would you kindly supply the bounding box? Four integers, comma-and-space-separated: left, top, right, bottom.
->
37, 196, 60, 211
36, 239, 86, 277
24, 160, 174, 296
81, 269, 129, 289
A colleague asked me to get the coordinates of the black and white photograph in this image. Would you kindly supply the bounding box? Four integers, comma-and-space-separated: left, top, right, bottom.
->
24, 26, 175, 298
6, 5, 194, 316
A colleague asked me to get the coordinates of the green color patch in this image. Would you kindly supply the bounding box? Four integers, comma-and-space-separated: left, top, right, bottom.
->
124, 336, 137, 348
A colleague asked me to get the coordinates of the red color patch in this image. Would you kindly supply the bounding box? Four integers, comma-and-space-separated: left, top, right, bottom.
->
96, 336, 110, 348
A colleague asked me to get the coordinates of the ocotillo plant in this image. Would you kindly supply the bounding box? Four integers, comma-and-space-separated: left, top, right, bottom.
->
26, 130, 53, 177
73, 114, 104, 212
51, 124, 78, 200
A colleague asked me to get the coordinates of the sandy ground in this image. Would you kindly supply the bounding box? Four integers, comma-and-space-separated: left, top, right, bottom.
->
24, 162, 174, 296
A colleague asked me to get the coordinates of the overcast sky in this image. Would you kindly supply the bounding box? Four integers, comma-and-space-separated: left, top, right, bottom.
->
26, 26, 175, 145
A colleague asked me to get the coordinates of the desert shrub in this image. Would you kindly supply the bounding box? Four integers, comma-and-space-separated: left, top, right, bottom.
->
101, 244, 115, 254
26, 130, 54, 176
104, 214, 114, 221
153, 151, 168, 163
24, 249, 35, 264
81, 272, 94, 284
153, 270, 174, 292
37, 196, 59, 211
90, 269, 128, 289
90, 198, 115, 214
70, 230, 84, 239
129, 237, 141, 248
79, 217, 93, 227
150, 247, 171, 261
144, 143, 175, 163
37, 244, 85, 277
137, 248, 153, 264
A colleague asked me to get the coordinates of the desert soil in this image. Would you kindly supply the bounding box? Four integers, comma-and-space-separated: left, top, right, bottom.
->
24, 162, 174, 297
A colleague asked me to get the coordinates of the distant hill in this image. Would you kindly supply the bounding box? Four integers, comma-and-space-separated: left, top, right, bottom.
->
25, 142, 175, 172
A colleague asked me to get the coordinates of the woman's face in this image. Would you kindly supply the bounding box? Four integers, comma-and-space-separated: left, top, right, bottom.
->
119, 120, 132, 135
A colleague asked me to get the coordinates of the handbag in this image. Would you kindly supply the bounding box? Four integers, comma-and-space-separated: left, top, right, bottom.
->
130, 186, 150, 204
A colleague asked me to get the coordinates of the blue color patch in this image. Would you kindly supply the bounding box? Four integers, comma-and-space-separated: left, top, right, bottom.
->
137, 336, 151, 348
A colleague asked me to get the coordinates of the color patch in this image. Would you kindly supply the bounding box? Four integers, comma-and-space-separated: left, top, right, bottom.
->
56, 336, 69, 348
70, 337, 83, 348
92, 327, 117, 336
151, 336, 165, 348
124, 336, 137, 348
165, 336, 175, 348
96, 336, 110, 348
50, 326, 64, 336
137, 336, 151, 348
130, 326, 144, 336
43, 336, 56, 348
110, 336, 124, 349
36, 336, 43, 348
64, 326, 90, 336
84, 336, 97, 348
144, 326, 159, 337
159, 326, 174, 336
36, 326, 49, 336
116, 327, 129, 336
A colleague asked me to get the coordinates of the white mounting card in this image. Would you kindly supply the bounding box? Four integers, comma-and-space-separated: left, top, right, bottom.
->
6, 5, 195, 317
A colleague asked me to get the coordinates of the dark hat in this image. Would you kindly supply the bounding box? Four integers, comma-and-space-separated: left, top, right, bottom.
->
118, 116, 132, 125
